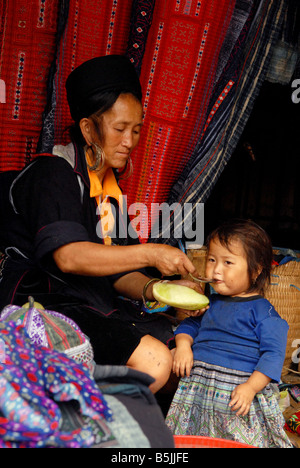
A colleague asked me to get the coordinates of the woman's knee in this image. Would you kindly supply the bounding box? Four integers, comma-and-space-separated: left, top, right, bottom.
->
127, 335, 173, 393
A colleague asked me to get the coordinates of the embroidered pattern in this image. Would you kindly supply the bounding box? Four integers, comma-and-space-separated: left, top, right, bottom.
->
203, 80, 235, 132
195, 1, 202, 16
37, 0, 46, 28
106, 0, 118, 54
143, 22, 164, 117
71, 1, 79, 70
13, 52, 25, 120
183, 22, 210, 118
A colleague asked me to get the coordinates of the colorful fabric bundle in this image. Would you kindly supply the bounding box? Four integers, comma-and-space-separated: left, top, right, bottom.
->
0, 321, 112, 448
289, 386, 300, 403
285, 410, 300, 435
0, 303, 94, 372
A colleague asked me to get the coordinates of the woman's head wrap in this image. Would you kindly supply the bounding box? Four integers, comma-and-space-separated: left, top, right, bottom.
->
66, 55, 142, 122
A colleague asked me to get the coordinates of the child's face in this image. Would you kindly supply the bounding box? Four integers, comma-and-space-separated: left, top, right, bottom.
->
206, 237, 253, 297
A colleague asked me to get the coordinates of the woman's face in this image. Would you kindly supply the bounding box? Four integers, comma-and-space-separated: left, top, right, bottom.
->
94, 93, 143, 171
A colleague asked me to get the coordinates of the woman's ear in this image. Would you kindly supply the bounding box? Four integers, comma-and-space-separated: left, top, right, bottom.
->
79, 118, 92, 146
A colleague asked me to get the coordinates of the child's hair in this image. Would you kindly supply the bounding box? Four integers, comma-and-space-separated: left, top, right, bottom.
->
206, 219, 273, 296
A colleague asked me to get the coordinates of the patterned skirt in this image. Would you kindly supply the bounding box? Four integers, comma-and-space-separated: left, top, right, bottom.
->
165, 361, 293, 448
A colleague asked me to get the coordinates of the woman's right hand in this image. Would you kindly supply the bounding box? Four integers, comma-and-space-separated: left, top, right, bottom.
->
146, 243, 197, 277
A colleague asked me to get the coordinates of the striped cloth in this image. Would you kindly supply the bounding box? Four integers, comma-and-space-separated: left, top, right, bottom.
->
166, 360, 293, 448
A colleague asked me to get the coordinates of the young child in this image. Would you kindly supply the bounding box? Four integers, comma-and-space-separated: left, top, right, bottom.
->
166, 219, 293, 448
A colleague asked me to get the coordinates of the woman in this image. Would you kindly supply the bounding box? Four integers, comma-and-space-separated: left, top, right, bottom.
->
0, 55, 201, 393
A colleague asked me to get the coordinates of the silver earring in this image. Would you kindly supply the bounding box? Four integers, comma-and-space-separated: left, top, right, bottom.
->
85, 143, 105, 171
118, 156, 133, 180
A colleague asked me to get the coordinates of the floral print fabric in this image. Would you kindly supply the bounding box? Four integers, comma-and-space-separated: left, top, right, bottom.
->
0, 321, 112, 448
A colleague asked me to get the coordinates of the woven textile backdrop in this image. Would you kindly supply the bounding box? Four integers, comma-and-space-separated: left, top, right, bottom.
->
0, 0, 59, 170
0, 0, 290, 243
159, 0, 288, 246
121, 0, 236, 241
41, 0, 135, 151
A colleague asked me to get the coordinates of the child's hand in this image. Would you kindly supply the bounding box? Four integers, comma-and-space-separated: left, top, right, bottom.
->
182, 305, 209, 317
229, 383, 256, 416
172, 346, 194, 378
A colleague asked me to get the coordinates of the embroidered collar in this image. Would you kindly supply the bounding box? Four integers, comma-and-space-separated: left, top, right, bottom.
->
88, 166, 124, 213
53, 143, 123, 212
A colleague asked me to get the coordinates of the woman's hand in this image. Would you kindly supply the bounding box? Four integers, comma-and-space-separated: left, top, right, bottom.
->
146, 244, 197, 277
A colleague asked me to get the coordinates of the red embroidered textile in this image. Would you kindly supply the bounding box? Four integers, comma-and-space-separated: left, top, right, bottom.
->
53, 0, 134, 147
120, 0, 236, 240
0, 0, 59, 171
0, 0, 236, 244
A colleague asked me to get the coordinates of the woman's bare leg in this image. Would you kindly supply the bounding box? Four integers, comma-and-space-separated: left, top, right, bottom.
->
126, 335, 173, 393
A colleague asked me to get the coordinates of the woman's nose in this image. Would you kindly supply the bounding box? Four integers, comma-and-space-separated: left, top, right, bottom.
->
122, 131, 133, 148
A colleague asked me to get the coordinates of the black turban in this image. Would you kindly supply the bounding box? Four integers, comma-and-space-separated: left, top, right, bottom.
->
66, 55, 142, 122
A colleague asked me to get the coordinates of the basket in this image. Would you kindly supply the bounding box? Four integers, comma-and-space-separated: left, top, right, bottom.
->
265, 251, 300, 375
174, 435, 254, 448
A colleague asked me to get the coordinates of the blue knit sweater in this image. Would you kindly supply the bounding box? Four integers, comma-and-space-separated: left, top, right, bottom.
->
175, 294, 289, 382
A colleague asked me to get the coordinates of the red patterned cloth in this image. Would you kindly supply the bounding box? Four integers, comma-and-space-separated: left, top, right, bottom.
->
0, 0, 236, 243
120, 0, 236, 240
52, 0, 134, 147
0, 0, 59, 171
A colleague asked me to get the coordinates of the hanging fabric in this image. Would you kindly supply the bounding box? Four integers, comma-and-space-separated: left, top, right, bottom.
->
120, 0, 237, 241
0, 0, 60, 171
38, 0, 135, 153
151, 0, 287, 246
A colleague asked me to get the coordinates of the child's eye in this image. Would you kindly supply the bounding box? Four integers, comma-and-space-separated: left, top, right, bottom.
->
207, 257, 215, 263
225, 260, 233, 265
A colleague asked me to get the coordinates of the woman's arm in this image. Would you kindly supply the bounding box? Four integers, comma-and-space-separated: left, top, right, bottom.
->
113, 272, 204, 302
53, 241, 197, 278
113, 272, 155, 301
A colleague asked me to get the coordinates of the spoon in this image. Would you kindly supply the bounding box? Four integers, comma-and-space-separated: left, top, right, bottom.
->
189, 273, 214, 284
